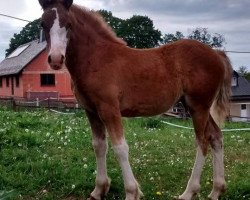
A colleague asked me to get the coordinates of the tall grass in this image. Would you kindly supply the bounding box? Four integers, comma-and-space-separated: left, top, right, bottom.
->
0, 107, 249, 199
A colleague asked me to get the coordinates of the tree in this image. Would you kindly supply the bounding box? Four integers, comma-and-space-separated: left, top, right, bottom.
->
98, 10, 124, 33
99, 11, 162, 48
246, 74, 250, 82
188, 27, 225, 48
237, 66, 248, 76
237, 66, 250, 82
6, 19, 41, 57
7, 10, 163, 55
162, 31, 184, 44
162, 27, 225, 48
119, 15, 162, 48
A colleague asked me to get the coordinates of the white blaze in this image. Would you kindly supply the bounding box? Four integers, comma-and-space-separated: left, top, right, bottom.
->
49, 8, 68, 57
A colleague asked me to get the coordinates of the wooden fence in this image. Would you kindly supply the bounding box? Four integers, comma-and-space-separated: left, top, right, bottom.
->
0, 97, 249, 122
0, 97, 79, 112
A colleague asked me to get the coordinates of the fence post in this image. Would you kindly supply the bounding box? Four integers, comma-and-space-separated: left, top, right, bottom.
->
48, 97, 50, 111
12, 97, 17, 112
36, 98, 39, 107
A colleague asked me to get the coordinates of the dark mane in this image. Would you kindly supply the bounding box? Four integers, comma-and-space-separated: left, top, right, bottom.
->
70, 5, 126, 45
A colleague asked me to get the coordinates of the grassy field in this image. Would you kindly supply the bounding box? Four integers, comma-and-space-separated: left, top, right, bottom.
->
0, 107, 249, 200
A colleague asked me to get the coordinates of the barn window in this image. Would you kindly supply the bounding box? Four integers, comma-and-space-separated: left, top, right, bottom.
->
0, 77, 2, 87
241, 104, 246, 110
16, 76, 19, 87
231, 77, 237, 86
6, 77, 9, 87
40, 74, 55, 86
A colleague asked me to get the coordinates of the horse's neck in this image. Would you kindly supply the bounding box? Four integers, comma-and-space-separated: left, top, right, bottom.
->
65, 18, 98, 72
65, 8, 124, 79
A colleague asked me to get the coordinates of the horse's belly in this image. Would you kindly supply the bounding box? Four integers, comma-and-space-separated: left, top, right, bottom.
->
120, 91, 178, 117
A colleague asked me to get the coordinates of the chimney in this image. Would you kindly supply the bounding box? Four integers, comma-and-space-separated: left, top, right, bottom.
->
39, 29, 45, 43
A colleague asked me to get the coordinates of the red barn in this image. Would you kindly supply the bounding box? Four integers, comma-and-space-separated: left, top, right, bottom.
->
0, 40, 74, 100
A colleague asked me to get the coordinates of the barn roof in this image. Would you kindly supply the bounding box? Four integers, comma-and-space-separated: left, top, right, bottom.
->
0, 40, 46, 76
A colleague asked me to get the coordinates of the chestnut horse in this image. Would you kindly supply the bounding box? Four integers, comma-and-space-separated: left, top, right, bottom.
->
38, 0, 232, 199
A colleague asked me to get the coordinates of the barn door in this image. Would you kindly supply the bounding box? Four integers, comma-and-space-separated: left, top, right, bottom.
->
241, 104, 247, 121
11, 76, 14, 95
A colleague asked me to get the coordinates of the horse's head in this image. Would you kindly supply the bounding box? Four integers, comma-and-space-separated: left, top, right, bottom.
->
39, 0, 73, 70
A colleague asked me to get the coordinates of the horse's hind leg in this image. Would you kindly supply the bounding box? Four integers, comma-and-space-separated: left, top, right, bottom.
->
86, 111, 111, 200
178, 107, 210, 200
207, 115, 226, 200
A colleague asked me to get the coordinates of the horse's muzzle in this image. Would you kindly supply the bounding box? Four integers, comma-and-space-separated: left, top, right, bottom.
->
48, 53, 65, 70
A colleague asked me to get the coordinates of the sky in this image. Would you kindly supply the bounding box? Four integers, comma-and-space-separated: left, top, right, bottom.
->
0, 0, 249, 70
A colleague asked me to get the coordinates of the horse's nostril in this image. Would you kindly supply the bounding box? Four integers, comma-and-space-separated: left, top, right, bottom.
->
48, 55, 52, 64
60, 55, 65, 64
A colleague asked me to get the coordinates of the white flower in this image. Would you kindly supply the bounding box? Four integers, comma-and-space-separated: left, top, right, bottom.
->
72, 184, 76, 189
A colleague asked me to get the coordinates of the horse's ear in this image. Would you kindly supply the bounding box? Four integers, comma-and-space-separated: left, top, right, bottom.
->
63, 0, 73, 9
38, 0, 53, 9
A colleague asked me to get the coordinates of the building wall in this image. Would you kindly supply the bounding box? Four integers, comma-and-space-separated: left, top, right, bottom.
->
230, 104, 241, 117
0, 50, 73, 99
247, 104, 250, 118
0, 74, 24, 98
230, 102, 250, 122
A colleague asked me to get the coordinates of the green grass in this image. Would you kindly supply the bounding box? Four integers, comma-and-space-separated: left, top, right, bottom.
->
0, 107, 249, 200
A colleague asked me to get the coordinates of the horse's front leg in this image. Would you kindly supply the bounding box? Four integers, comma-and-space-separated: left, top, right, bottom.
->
98, 103, 142, 200
86, 111, 111, 200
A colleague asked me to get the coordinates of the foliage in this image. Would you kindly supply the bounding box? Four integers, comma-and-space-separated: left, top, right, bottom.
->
162, 31, 184, 44
99, 11, 162, 48
237, 66, 250, 82
5, 19, 41, 57
245, 74, 250, 82
6, 11, 225, 56
6, 10, 162, 54
0, 108, 249, 199
238, 66, 248, 76
162, 27, 225, 48
98, 10, 124, 33
188, 27, 225, 48
119, 15, 162, 48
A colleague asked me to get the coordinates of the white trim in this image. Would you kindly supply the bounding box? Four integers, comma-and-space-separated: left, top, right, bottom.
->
23, 71, 67, 74
231, 102, 250, 105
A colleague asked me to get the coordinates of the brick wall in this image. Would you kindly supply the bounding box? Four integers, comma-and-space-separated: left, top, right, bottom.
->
0, 50, 74, 99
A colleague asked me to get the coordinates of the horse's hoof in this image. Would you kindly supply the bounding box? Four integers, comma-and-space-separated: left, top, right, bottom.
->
87, 196, 98, 200
87, 195, 106, 200
173, 197, 184, 200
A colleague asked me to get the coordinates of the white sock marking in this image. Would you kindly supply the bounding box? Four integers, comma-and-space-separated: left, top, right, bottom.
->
113, 139, 140, 199
179, 146, 205, 199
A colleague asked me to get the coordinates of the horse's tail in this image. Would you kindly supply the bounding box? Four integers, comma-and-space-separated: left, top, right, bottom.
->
210, 50, 233, 127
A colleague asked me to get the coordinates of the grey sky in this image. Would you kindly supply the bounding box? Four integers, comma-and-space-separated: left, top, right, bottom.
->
0, 0, 249, 70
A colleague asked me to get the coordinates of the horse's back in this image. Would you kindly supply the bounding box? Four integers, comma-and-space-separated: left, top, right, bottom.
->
118, 40, 225, 116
